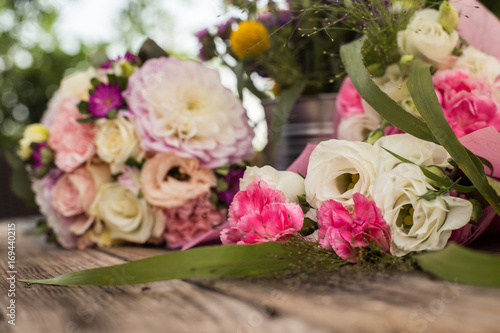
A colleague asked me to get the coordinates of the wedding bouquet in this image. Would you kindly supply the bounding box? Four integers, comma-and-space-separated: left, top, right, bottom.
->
17, 45, 255, 249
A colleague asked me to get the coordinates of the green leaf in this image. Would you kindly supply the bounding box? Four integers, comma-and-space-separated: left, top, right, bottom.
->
269, 82, 306, 153
5, 151, 35, 203
407, 59, 500, 216
381, 147, 475, 193
234, 62, 245, 100
76, 117, 95, 124
340, 38, 437, 143
416, 243, 500, 288
21, 242, 302, 286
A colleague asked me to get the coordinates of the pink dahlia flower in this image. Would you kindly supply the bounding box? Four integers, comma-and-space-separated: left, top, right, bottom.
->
221, 179, 304, 244
123, 57, 254, 168
317, 192, 391, 262
433, 68, 500, 138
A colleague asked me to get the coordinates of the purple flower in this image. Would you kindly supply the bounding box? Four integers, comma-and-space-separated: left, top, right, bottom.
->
217, 166, 246, 205
88, 82, 124, 118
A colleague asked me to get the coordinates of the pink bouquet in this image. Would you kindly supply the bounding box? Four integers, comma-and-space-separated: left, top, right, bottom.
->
18, 49, 255, 249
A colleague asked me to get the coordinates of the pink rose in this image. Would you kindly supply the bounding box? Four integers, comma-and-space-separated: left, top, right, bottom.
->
221, 179, 304, 244
48, 97, 96, 172
336, 77, 364, 118
162, 194, 224, 249
52, 167, 97, 217
433, 68, 500, 138
317, 192, 391, 262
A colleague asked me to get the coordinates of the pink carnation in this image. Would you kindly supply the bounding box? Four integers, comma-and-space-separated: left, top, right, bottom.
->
317, 192, 391, 262
221, 180, 304, 244
163, 194, 224, 249
48, 97, 96, 172
336, 77, 365, 118
433, 68, 500, 138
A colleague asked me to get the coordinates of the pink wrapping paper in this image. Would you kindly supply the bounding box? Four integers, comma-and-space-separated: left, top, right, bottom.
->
453, 0, 500, 59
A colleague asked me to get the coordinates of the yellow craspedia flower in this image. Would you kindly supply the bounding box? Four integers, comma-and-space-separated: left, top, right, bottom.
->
17, 123, 50, 160
230, 20, 270, 59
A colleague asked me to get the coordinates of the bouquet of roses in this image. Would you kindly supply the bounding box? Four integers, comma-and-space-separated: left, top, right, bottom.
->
17, 42, 255, 250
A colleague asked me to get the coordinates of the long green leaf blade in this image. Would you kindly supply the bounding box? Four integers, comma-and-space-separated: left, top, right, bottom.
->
407, 60, 500, 216
340, 38, 437, 143
416, 244, 500, 288
21, 242, 299, 286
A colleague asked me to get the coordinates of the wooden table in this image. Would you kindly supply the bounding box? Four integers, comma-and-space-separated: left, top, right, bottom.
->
1, 217, 500, 333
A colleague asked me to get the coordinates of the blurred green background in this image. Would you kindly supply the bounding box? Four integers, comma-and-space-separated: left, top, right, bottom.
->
0, 0, 499, 218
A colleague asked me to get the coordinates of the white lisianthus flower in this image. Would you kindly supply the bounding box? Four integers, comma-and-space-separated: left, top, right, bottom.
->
95, 114, 144, 174
304, 139, 381, 208
374, 133, 451, 172
123, 57, 254, 168
240, 165, 305, 203
373, 64, 410, 103
337, 102, 382, 141
89, 183, 163, 245
371, 163, 472, 256
455, 46, 500, 83
397, 9, 458, 69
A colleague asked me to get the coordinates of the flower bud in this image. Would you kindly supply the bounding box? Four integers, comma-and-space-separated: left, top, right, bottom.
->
366, 129, 384, 145
366, 63, 385, 77
399, 54, 414, 76
438, 1, 459, 33
468, 199, 483, 225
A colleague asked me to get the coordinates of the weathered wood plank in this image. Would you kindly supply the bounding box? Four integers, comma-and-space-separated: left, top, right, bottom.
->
0, 219, 331, 333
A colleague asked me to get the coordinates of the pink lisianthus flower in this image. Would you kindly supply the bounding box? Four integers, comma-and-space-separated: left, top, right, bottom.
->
221, 179, 304, 244
336, 77, 365, 118
317, 192, 391, 262
433, 68, 500, 138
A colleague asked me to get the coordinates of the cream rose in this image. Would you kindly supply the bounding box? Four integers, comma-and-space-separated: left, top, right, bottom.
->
141, 152, 216, 209
397, 8, 458, 69
304, 139, 381, 208
95, 115, 144, 174
455, 46, 500, 83
371, 163, 472, 256
239, 166, 305, 203
89, 183, 163, 244
58, 68, 103, 100
374, 133, 451, 172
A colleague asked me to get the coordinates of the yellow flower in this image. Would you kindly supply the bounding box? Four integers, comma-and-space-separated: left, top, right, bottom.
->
18, 123, 50, 160
230, 20, 270, 59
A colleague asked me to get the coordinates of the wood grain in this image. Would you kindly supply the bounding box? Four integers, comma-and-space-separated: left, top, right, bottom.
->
1, 217, 500, 333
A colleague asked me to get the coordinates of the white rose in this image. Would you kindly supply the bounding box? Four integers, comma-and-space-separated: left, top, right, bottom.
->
337, 101, 382, 141
240, 166, 305, 203
89, 183, 163, 245
455, 46, 500, 83
397, 9, 458, 69
304, 139, 381, 208
95, 115, 144, 174
374, 133, 451, 172
371, 163, 472, 256
59, 68, 104, 100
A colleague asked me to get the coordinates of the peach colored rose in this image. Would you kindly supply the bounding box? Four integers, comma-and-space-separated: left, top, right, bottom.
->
48, 97, 97, 172
141, 152, 216, 209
